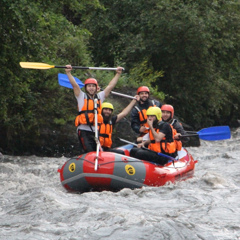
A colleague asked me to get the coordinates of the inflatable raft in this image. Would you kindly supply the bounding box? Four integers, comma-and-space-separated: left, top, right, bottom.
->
58, 144, 197, 193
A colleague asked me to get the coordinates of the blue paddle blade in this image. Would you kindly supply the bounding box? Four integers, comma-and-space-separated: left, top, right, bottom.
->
58, 73, 84, 89
197, 126, 231, 141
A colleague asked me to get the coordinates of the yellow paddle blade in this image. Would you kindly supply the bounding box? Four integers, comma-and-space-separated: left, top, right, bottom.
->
19, 62, 55, 69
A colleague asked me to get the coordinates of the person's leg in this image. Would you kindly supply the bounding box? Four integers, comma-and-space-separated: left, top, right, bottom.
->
130, 147, 140, 158
135, 149, 168, 165
78, 130, 96, 153
134, 148, 153, 161
78, 130, 86, 153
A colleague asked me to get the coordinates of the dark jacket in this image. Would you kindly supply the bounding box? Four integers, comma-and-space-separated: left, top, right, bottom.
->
131, 99, 162, 134
170, 119, 190, 143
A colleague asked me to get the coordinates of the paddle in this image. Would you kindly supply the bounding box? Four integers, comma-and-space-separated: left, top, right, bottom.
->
58, 73, 136, 100
58, 73, 84, 89
118, 138, 176, 162
20, 62, 124, 71
181, 126, 231, 141
94, 99, 101, 171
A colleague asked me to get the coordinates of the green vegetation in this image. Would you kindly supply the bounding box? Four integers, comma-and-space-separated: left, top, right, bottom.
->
0, 0, 240, 154
85, 0, 240, 128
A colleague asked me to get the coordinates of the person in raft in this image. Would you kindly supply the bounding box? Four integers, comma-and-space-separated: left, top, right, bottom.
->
65, 65, 124, 153
130, 107, 177, 165
99, 96, 139, 154
131, 86, 162, 137
161, 104, 190, 144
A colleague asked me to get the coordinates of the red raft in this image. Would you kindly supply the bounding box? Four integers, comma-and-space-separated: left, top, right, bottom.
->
58, 145, 197, 192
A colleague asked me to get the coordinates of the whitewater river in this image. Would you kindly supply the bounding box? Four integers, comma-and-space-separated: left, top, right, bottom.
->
0, 128, 240, 240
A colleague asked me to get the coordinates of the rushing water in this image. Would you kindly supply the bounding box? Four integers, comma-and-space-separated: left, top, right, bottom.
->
0, 128, 240, 240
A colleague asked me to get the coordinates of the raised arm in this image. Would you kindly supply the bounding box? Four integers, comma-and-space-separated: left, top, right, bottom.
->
104, 67, 123, 97
116, 95, 139, 123
65, 65, 81, 97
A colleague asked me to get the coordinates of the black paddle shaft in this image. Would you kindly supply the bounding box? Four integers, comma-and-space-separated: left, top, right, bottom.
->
55, 66, 89, 69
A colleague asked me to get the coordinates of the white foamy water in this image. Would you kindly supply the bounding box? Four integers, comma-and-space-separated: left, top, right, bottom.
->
0, 128, 240, 240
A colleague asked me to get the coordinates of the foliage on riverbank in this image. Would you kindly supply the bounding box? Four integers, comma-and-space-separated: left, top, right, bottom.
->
1, 0, 239, 155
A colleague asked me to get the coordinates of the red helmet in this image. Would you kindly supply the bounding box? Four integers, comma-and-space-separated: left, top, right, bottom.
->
84, 78, 98, 86
161, 104, 174, 118
137, 86, 150, 94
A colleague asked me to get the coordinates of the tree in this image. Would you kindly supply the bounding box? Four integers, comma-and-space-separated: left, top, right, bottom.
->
84, 0, 240, 128
0, 0, 100, 154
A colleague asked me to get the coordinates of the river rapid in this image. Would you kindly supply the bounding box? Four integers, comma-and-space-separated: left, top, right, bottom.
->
0, 128, 240, 240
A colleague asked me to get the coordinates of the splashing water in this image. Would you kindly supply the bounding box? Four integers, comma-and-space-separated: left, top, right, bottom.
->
1, 129, 240, 240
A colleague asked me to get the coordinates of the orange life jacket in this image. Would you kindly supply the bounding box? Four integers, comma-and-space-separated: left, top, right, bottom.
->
75, 93, 103, 127
148, 122, 177, 154
98, 120, 113, 148
135, 100, 156, 134
170, 121, 182, 151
